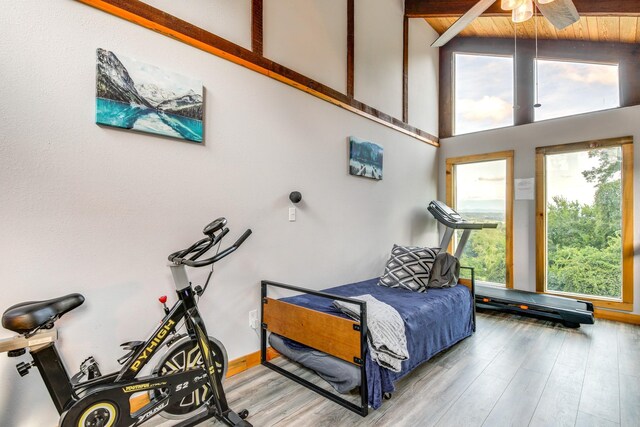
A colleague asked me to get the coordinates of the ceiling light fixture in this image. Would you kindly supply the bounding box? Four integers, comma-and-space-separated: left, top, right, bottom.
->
512, 0, 534, 23
536, 0, 556, 4
501, 0, 526, 11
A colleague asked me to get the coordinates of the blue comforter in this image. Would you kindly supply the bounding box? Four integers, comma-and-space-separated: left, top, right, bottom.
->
281, 278, 474, 409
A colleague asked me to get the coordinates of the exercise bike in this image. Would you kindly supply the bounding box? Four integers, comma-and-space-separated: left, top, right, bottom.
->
0, 218, 253, 426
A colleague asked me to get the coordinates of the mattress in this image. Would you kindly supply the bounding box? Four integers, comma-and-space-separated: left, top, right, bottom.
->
273, 278, 474, 409
269, 333, 361, 394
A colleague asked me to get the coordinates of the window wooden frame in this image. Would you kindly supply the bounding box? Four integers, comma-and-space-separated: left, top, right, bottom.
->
446, 150, 514, 289
535, 136, 634, 311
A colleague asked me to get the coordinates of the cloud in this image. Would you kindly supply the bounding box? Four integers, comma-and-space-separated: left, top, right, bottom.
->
540, 61, 619, 86
457, 96, 513, 123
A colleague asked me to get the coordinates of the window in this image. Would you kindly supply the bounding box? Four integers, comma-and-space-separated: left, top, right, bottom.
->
536, 137, 634, 309
446, 151, 514, 288
534, 59, 620, 122
454, 54, 514, 136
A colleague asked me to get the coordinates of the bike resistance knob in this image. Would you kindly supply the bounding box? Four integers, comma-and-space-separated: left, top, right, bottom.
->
159, 296, 167, 304
16, 361, 34, 377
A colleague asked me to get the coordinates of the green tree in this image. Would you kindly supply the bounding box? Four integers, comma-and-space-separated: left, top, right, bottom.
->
460, 226, 506, 284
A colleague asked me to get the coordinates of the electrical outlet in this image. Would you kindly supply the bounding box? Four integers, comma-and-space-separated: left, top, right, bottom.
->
288, 207, 296, 222
249, 310, 258, 329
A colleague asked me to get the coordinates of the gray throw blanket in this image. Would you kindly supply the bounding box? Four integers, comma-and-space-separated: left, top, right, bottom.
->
333, 294, 408, 372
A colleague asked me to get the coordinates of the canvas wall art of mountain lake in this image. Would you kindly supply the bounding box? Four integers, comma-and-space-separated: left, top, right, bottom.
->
96, 48, 204, 143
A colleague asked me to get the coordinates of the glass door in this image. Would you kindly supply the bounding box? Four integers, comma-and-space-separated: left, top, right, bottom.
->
447, 151, 514, 288
536, 138, 633, 308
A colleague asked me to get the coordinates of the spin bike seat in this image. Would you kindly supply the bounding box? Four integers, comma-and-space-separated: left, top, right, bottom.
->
2, 294, 84, 334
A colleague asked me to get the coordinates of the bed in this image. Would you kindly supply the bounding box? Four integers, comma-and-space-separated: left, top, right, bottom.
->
260, 269, 475, 416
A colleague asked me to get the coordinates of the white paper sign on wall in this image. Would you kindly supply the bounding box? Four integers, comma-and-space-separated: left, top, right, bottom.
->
515, 178, 535, 200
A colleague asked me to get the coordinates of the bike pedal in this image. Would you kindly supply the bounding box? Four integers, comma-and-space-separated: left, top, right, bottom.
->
80, 356, 102, 379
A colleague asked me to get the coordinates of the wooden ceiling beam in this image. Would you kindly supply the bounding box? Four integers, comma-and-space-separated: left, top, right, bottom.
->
406, 0, 640, 18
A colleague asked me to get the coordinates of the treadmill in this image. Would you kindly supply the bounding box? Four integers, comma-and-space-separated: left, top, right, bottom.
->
428, 200, 595, 328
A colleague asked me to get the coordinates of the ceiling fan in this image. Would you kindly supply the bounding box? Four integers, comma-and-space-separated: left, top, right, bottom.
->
431, 0, 580, 47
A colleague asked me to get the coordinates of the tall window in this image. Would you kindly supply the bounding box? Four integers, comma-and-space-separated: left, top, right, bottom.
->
534, 59, 620, 122
454, 54, 514, 136
446, 151, 514, 288
536, 137, 634, 309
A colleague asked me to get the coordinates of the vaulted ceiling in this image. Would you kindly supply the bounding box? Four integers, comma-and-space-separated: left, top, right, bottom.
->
406, 0, 640, 44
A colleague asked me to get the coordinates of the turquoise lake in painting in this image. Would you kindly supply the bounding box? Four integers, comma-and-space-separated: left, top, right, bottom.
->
96, 98, 203, 143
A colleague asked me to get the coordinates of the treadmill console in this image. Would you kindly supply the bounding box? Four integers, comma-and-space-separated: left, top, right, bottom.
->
429, 200, 463, 223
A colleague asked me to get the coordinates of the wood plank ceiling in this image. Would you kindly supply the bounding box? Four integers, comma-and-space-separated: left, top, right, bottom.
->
425, 16, 640, 43
410, 0, 640, 44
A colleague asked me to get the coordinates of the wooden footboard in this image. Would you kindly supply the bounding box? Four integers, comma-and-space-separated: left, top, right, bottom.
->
262, 297, 363, 365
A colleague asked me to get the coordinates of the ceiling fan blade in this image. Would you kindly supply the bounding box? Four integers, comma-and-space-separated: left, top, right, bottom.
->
431, 0, 497, 47
537, 0, 579, 30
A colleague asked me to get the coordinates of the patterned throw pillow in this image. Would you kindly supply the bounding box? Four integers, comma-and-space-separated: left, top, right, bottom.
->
378, 245, 439, 292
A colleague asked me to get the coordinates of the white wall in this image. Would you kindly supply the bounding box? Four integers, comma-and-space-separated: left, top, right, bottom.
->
264, 0, 347, 93
439, 106, 640, 314
408, 18, 439, 135
354, 0, 404, 118
0, 1, 438, 424
141, 0, 252, 49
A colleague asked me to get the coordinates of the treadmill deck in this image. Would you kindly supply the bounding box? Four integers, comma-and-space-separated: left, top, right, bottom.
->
476, 284, 590, 311
475, 284, 595, 326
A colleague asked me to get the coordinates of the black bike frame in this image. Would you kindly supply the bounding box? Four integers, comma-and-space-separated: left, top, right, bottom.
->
30, 285, 229, 425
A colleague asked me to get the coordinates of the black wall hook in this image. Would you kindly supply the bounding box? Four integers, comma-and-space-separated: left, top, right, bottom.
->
289, 191, 302, 204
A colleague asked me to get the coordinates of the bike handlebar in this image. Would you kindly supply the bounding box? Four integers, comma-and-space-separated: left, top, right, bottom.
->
168, 227, 252, 268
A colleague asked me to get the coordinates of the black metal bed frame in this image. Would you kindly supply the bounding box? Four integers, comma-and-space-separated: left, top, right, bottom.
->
259, 268, 475, 417
260, 280, 369, 417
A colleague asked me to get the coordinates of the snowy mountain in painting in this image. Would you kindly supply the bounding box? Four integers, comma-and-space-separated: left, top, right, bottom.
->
135, 83, 177, 107
157, 90, 204, 120
96, 48, 151, 107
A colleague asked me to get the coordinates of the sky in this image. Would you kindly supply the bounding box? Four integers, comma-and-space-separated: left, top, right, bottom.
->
454, 53, 619, 135
455, 160, 506, 213
534, 60, 619, 121
546, 147, 621, 205
454, 54, 514, 135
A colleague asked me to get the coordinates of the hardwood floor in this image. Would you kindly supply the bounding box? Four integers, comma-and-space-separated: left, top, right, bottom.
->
152, 312, 640, 427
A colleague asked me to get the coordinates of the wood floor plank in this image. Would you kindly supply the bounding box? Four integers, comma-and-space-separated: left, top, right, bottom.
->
578, 366, 620, 424
529, 361, 586, 427
374, 352, 495, 427
434, 372, 509, 427
619, 374, 640, 427
586, 320, 619, 374
481, 368, 548, 427
482, 321, 544, 381
575, 411, 620, 427
554, 327, 592, 370
520, 324, 566, 375
617, 322, 640, 377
